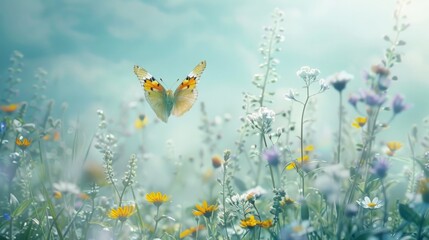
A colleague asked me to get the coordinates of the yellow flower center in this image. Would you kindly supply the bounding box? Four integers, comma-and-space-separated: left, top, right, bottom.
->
367, 202, 376, 208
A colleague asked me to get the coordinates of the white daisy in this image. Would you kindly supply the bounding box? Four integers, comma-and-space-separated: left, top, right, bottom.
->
357, 196, 383, 209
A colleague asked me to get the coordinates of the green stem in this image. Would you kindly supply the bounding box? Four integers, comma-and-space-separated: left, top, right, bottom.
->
299, 85, 310, 198
337, 91, 343, 164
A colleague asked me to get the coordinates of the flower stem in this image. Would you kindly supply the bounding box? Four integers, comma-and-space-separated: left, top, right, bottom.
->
337, 91, 343, 164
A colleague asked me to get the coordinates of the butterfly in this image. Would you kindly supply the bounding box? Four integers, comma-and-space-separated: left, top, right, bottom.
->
133, 61, 206, 122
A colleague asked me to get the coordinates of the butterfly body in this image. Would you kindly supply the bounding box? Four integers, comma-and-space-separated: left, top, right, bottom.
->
134, 61, 206, 122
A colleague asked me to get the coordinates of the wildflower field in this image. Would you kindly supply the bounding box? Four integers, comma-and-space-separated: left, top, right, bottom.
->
1, 0, 429, 239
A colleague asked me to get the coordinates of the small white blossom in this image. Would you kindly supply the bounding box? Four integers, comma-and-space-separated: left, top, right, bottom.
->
297, 66, 320, 83
53, 181, 80, 195
357, 196, 383, 209
247, 107, 276, 133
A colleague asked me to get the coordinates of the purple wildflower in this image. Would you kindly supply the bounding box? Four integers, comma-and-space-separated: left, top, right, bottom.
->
0, 121, 6, 134
371, 155, 389, 179
3, 213, 11, 221
263, 147, 281, 166
348, 93, 361, 108
378, 77, 391, 91
392, 94, 410, 115
362, 89, 386, 106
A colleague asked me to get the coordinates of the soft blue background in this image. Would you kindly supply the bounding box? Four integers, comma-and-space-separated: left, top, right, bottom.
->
1, 0, 428, 159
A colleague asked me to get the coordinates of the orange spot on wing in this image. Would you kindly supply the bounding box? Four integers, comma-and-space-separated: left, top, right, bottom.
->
179, 77, 197, 90
144, 80, 163, 91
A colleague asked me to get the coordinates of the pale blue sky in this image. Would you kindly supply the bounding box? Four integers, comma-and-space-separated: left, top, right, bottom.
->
1, 0, 428, 158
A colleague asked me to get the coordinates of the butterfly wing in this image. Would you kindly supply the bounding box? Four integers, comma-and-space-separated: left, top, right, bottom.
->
134, 65, 171, 122
172, 61, 206, 116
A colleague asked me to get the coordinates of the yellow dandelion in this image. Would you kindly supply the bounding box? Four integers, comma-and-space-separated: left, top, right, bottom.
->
193, 200, 218, 218
386, 141, 402, 156
53, 191, 62, 199
304, 145, 314, 152
286, 155, 309, 170
0, 103, 19, 113
179, 225, 204, 239
240, 215, 258, 229
281, 197, 296, 206
15, 136, 32, 150
108, 205, 135, 221
146, 192, 169, 207
258, 219, 273, 229
352, 117, 367, 128
134, 114, 148, 129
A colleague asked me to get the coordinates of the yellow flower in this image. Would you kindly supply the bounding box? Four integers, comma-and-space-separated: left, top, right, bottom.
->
286, 155, 309, 170
134, 114, 148, 129
0, 103, 19, 113
146, 192, 169, 207
108, 205, 135, 221
53, 191, 62, 199
78, 193, 90, 200
386, 141, 402, 156
281, 197, 296, 206
258, 219, 273, 228
193, 200, 218, 218
179, 225, 204, 239
304, 145, 314, 152
240, 215, 258, 229
352, 117, 367, 128
15, 136, 32, 150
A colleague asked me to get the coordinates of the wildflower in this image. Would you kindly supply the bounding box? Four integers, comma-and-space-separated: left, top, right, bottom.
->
286, 155, 309, 170
240, 215, 258, 229
371, 64, 390, 76
371, 155, 389, 178
53, 181, 80, 195
108, 205, 135, 221
244, 186, 267, 200
285, 89, 299, 101
391, 94, 410, 115
0, 103, 19, 113
247, 107, 275, 133
0, 121, 6, 134
13, 119, 35, 134
357, 196, 383, 209
134, 114, 148, 129
348, 93, 361, 108
146, 192, 169, 207
327, 71, 353, 92
179, 225, 204, 239
83, 161, 107, 186
386, 141, 402, 156
378, 76, 391, 91
362, 89, 386, 106
352, 116, 367, 128
15, 136, 32, 150
53, 191, 62, 199
3, 213, 11, 221
262, 147, 281, 166
78, 193, 90, 200
304, 145, 314, 152
280, 220, 313, 239
318, 78, 329, 92
211, 155, 223, 168
258, 219, 273, 228
296, 66, 320, 84
193, 200, 218, 218
281, 197, 296, 206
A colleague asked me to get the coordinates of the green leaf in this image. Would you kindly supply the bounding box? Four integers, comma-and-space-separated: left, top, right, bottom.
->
301, 200, 309, 220
398, 203, 421, 225
12, 198, 32, 218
